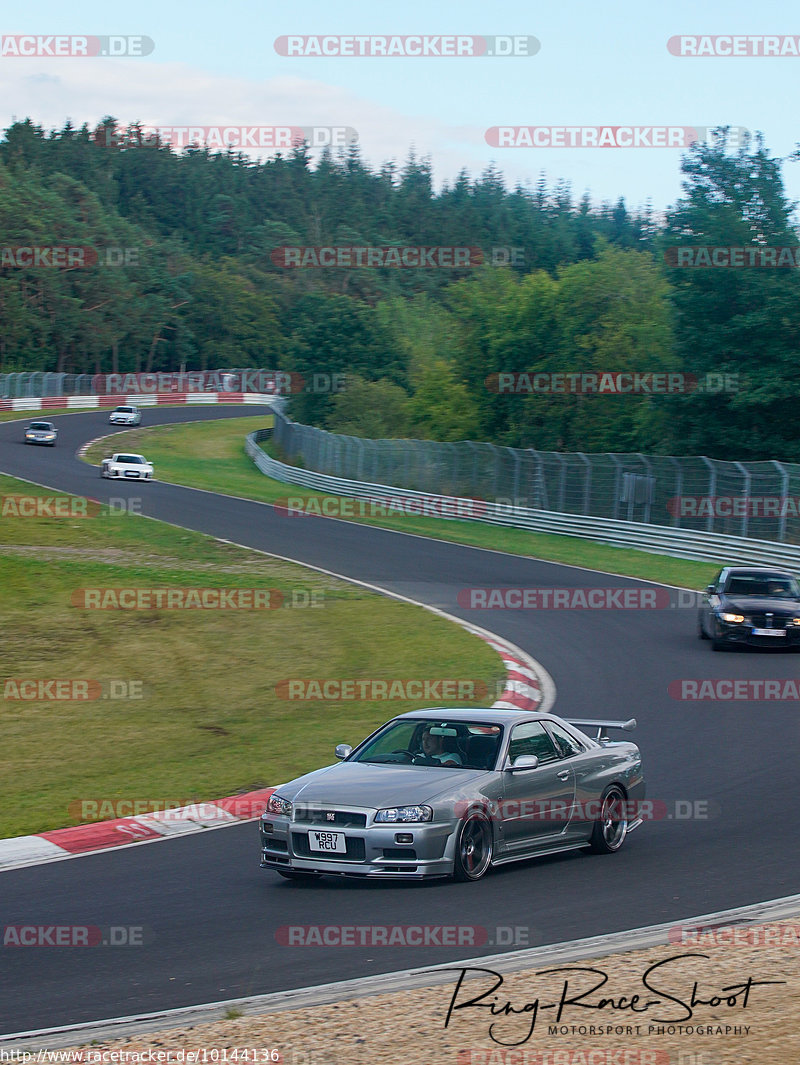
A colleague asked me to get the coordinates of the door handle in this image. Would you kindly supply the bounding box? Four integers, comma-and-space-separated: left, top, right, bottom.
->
557, 770, 570, 781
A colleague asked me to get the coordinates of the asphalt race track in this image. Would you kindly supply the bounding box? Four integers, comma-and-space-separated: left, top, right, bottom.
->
1, 407, 799, 1034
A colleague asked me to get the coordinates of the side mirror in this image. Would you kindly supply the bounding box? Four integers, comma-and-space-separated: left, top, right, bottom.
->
505, 754, 539, 771
705, 584, 715, 594
335, 744, 352, 760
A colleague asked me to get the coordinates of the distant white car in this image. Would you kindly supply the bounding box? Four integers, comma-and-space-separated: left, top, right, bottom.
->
101, 453, 154, 480
109, 405, 142, 426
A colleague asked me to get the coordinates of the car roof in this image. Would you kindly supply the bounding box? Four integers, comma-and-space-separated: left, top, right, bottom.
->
723, 566, 795, 578
392, 707, 552, 726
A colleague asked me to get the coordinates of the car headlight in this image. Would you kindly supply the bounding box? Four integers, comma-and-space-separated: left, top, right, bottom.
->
719, 612, 745, 624
267, 793, 293, 816
790, 618, 800, 626
375, 805, 433, 823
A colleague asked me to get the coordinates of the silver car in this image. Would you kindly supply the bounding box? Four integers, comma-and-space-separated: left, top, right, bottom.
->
109, 405, 142, 426
24, 421, 58, 446
260, 707, 645, 882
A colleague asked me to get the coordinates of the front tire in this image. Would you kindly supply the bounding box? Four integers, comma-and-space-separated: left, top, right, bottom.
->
453, 811, 493, 881
588, 786, 628, 854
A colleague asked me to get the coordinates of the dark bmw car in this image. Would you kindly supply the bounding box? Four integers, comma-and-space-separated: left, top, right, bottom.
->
698, 566, 800, 650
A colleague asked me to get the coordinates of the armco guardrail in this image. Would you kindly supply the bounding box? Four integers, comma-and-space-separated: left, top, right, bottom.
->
246, 429, 800, 569
270, 409, 800, 545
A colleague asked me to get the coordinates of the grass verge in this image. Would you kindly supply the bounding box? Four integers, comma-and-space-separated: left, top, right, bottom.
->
0, 470, 503, 838
84, 417, 719, 592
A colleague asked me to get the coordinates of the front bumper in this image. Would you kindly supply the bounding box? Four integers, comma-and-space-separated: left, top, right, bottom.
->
260, 812, 457, 879
715, 617, 800, 647
108, 468, 152, 479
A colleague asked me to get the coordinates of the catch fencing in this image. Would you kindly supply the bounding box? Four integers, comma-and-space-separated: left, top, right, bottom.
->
255, 411, 800, 562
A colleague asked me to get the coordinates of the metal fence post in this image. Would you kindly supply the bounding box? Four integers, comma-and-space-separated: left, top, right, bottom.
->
701, 457, 717, 534
734, 461, 750, 539
668, 457, 683, 528
772, 460, 789, 542
577, 453, 591, 516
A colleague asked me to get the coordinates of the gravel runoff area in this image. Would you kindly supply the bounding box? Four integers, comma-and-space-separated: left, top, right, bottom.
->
51, 915, 799, 1065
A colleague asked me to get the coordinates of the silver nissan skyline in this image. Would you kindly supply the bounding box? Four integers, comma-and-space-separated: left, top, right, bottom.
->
260, 707, 645, 882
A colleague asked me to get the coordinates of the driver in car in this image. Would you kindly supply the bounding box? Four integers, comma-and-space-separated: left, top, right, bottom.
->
414, 726, 463, 766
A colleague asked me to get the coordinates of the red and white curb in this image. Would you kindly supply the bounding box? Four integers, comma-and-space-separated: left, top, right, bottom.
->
0, 634, 542, 874
0, 790, 277, 873
0, 392, 278, 411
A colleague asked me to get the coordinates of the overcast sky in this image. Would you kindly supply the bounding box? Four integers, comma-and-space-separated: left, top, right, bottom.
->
4, 0, 800, 216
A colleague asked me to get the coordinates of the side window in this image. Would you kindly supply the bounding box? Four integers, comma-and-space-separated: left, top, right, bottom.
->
508, 722, 559, 766
546, 722, 586, 758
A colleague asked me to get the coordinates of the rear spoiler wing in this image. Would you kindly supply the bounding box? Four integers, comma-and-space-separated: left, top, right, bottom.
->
566, 717, 637, 742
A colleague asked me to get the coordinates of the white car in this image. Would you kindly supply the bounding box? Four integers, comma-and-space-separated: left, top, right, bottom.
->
101, 453, 154, 480
109, 405, 142, 426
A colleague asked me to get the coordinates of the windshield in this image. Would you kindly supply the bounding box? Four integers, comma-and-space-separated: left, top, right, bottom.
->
28, 422, 53, 430
724, 574, 800, 598
350, 718, 503, 770
118, 455, 145, 464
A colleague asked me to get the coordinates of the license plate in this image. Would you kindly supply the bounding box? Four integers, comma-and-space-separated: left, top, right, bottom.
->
308, 830, 346, 853
752, 627, 785, 636
124, 471, 139, 478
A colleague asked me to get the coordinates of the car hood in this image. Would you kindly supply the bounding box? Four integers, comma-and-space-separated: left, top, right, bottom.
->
722, 596, 800, 615
276, 761, 490, 807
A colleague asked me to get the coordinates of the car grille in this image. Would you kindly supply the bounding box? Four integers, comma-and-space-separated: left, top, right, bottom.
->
747, 614, 791, 629
381, 848, 418, 860
291, 833, 366, 861
293, 809, 367, 828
